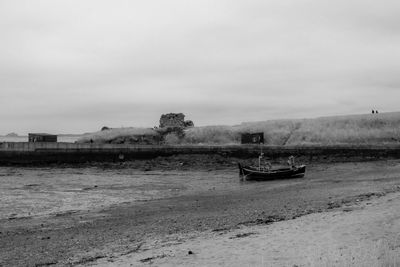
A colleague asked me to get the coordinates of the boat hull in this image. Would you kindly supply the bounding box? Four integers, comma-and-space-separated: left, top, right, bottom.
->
238, 163, 306, 181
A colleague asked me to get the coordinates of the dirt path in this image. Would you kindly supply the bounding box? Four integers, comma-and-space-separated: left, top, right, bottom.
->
98, 191, 400, 267
1, 160, 400, 266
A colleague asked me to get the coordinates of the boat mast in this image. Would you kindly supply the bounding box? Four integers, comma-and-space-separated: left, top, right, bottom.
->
258, 140, 264, 170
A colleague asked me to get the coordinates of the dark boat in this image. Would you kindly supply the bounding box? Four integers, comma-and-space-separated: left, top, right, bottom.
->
238, 154, 306, 181
238, 163, 306, 181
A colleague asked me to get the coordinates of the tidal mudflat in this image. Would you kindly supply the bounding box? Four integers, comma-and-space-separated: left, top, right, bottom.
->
0, 166, 246, 220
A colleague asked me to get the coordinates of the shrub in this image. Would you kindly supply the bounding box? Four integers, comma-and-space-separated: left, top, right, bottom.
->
164, 133, 181, 145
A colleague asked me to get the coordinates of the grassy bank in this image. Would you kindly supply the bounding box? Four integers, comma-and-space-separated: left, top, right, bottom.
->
77, 112, 400, 146
77, 127, 158, 144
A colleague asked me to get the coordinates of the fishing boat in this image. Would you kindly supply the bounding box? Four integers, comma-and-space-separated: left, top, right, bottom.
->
238, 155, 306, 181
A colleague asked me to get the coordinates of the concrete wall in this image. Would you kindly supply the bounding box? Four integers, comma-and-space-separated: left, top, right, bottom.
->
1, 142, 400, 165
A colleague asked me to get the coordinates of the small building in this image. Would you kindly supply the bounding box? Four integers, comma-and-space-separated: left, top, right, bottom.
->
241, 132, 264, 144
28, 133, 57, 143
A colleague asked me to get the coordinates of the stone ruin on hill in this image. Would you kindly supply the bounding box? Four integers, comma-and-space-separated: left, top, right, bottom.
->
158, 113, 194, 143
159, 113, 194, 128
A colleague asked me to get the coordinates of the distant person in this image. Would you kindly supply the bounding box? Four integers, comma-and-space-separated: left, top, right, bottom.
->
90, 139, 93, 143
372, 110, 375, 114
376, 110, 379, 114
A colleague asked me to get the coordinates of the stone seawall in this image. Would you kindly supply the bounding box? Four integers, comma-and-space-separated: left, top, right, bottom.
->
1, 142, 400, 165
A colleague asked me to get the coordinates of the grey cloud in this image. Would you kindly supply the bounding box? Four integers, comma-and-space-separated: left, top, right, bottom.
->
1, 0, 400, 134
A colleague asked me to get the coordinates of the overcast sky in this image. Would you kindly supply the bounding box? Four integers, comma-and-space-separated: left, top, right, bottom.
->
1, 0, 399, 134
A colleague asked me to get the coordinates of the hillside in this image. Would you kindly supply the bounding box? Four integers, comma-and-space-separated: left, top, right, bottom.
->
77, 112, 400, 146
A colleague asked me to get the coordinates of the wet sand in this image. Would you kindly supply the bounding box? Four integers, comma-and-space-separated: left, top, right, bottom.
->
1, 158, 400, 266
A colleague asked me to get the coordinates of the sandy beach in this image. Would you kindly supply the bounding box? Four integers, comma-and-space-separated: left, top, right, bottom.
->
93, 191, 400, 267
1, 158, 400, 266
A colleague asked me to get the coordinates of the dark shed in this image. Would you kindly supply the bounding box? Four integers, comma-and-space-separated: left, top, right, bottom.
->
28, 133, 57, 143
241, 132, 264, 144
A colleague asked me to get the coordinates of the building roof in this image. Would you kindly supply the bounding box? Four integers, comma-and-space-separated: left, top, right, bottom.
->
28, 133, 57, 136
